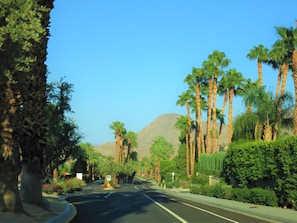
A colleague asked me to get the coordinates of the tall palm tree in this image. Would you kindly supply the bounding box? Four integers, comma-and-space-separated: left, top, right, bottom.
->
125, 131, 137, 162
207, 50, 230, 153
175, 115, 190, 177
192, 67, 207, 158
247, 44, 269, 87
275, 26, 297, 134
110, 121, 126, 163
176, 90, 194, 176
225, 69, 245, 144
202, 60, 215, 153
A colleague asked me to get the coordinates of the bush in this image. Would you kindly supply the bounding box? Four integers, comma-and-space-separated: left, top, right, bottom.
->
230, 187, 277, 206
42, 177, 86, 195
213, 183, 232, 199
191, 175, 209, 185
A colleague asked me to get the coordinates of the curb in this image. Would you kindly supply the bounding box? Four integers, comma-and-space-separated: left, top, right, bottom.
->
44, 196, 77, 223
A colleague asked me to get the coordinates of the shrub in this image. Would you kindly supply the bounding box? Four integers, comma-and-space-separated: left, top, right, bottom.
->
213, 183, 232, 199
42, 183, 63, 194
249, 188, 277, 206
191, 175, 208, 185
230, 188, 250, 203
43, 177, 86, 195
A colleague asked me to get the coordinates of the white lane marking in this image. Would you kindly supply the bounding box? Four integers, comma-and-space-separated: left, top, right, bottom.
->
180, 201, 239, 223
104, 192, 113, 199
143, 193, 188, 223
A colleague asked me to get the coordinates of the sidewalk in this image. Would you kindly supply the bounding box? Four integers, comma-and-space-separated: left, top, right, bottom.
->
152, 184, 297, 223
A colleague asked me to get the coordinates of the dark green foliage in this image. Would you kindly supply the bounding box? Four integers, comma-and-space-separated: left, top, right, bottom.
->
197, 152, 225, 177
223, 136, 297, 207
191, 174, 208, 185
213, 183, 232, 199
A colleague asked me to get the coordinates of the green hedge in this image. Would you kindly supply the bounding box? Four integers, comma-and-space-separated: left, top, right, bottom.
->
197, 152, 225, 177
223, 136, 297, 208
190, 184, 277, 207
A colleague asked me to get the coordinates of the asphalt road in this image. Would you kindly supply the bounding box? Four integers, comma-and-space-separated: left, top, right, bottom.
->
66, 181, 271, 223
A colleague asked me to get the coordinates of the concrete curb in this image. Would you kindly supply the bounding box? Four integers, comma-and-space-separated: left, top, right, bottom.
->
44, 196, 77, 223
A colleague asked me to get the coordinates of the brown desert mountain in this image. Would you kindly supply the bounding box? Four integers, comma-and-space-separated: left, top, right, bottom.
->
93, 113, 228, 159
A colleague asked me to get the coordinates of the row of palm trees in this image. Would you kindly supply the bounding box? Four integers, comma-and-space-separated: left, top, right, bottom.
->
176, 25, 297, 178
109, 121, 138, 163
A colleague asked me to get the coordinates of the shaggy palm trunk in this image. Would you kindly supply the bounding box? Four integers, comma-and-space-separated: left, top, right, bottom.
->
186, 102, 193, 176
0, 81, 23, 212
211, 77, 218, 153
19, 0, 54, 206
206, 77, 213, 153
257, 60, 263, 87
185, 130, 190, 177
228, 88, 234, 144
195, 83, 201, 160
292, 50, 297, 135
274, 66, 282, 103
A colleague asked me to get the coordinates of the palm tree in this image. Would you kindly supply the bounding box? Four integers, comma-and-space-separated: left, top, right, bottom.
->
275, 26, 297, 134
247, 44, 269, 87
175, 115, 190, 177
207, 50, 230, 153
242, 79, 259, 113
110, 121, 126, 163
225, 69, 245, 144
176, 90, 194, 176
125, 131, 137, 162
202, 60, 215, 153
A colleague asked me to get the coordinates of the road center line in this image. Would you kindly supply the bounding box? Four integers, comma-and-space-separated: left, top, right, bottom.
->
143, 193, 188, 223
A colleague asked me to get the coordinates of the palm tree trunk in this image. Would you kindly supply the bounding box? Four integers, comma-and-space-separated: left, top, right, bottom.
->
206, 78, 213, 153
278, 63, 289, 113
0, 81, 23, 212
258, 60, 263, 87
212, 77, 218, 153
292, 50, 297, 135
185, 130, 190, 177
186, 102, 193, 176
228, 88, 234, 144
274, 66, 282, 103
195, 83, 201, 160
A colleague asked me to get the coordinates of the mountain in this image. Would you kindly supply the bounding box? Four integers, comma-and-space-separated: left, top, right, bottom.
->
93, 113, 228, 159
93, 113, 180, 159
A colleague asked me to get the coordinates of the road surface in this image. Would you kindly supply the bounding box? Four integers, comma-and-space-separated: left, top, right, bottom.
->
66, 180, 270, 223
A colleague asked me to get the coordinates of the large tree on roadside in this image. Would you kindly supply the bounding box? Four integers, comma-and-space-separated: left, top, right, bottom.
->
207, 50, 230, 153
247, 44, 269, 87
0, 0, 52, 211
18, 0, 54, 206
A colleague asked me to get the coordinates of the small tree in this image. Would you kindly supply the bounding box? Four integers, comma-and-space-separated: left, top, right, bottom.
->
150, 136, 174, 182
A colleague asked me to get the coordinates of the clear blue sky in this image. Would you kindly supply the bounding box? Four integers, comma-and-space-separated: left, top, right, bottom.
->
46, 0, 297, 146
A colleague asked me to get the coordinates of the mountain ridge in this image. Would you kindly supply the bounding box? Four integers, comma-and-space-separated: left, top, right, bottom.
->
93, 113, 228, 159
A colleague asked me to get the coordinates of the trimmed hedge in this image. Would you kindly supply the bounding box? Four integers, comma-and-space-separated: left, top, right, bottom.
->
223, 136, 297, 208
190, 183, 277, 207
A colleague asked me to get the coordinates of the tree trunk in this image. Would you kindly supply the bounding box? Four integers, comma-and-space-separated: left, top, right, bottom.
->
292, 50, 297, 135
206, 77, 213, 153
186, 102, 193, 176
0, 80, 23, 212
20, 163, 44, 206
257, 60, 263, 87
228, 88, 234, 144
211, 77, 218, 153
